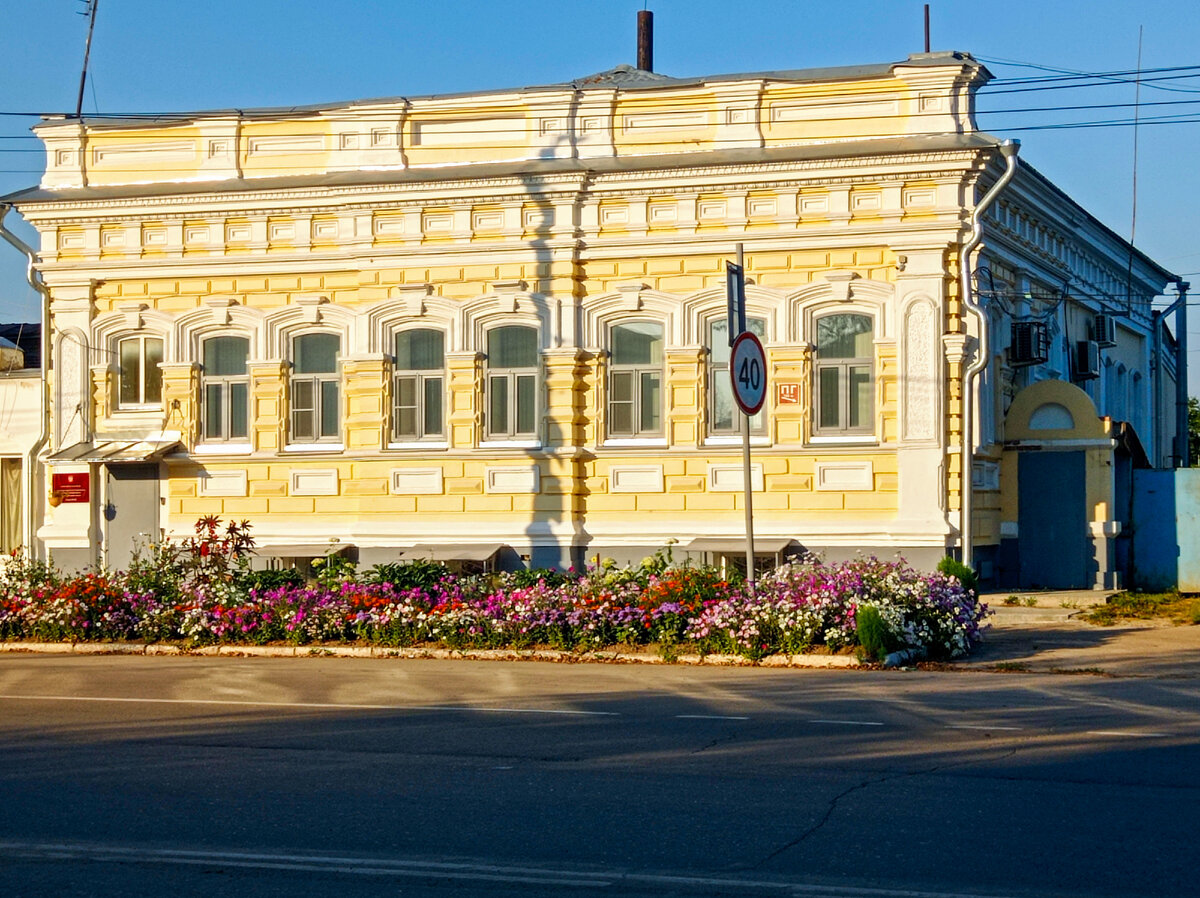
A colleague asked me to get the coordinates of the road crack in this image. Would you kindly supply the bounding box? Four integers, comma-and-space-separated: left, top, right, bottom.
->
748, 748, 1019, 869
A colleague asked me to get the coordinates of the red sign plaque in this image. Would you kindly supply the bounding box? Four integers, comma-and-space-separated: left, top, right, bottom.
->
51, 472, 90, 504
776, 383, 801, 405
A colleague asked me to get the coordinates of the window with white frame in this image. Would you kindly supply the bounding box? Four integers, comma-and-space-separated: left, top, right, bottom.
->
813, 313, 874, 436
0, 457, 20, 554
117, 334, 163, 408
486, 325, 539, 440
392, 328, 445, 441
608, 321, 664, 438
201, 336, 250, 442
290, 332, 341, 443
708, 317, 767, 436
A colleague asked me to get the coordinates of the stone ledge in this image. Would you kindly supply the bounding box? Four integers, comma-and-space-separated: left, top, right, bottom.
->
0, 641, 861, 668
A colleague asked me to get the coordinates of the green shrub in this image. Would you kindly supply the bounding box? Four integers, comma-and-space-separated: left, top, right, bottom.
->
236, 568, 304, 594
363, 559, 452, 590
936, 556, 978, 596
855, 604, 897, 662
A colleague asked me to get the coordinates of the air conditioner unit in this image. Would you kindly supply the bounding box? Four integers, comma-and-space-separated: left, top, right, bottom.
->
1009, 321, 1049, 367
1091, 313, 1118, 348
1072, 340, 1101, 380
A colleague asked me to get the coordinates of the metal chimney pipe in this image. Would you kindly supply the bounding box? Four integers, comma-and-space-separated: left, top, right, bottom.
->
637, 10, 653, 71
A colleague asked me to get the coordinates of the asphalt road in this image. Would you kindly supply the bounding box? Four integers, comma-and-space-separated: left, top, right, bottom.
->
0, 655, 1197, 897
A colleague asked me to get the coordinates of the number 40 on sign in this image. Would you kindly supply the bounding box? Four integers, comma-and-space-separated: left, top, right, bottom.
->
729, 331, 767, 415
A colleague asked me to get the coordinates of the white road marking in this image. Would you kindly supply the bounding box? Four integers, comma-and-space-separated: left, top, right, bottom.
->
675, 714, 750, 720
809, 719, 885, 726
1086, 730, 1167, 738
0, 693, 618, 717
947, 724, 1024, 731
0, 840, 1022, 896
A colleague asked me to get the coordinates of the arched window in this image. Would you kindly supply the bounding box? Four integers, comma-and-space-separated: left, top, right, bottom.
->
708, 317, 766, 436
117, 334, 163, 408
486, 325, 538, 440
291, 332, 340, 443
393, 328, 445, 442
608, 321, 664, 438
814, 313, 873, 435
201, 336, 249, 442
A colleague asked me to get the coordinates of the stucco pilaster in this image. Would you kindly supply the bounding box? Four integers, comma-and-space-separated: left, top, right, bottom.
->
159, 362, 201, 448
445, 351, 482, 449
248, 361, 287, 453
342, 353, 389, 451
665, 346, 704, 447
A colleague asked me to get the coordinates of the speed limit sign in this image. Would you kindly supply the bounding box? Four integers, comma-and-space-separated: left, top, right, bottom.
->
730, 331, 767, 415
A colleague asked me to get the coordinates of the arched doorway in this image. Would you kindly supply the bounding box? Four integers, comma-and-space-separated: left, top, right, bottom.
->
1000, 380, 1119, 589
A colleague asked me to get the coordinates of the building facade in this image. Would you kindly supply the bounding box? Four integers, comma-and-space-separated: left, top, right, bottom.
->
2, 51, 1178, 586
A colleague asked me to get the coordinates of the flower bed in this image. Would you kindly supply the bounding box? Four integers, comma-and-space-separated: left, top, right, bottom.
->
0, 522, 988, 663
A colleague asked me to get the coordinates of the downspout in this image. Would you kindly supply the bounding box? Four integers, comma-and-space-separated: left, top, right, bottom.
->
0, 203, 51, 560
959, 139, 1020, 571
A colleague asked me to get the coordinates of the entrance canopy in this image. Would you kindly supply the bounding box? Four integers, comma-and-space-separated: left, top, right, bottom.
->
48, 439, 182, 464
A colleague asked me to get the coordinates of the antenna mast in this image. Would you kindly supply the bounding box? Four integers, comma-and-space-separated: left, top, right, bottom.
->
75, 0, 99, 119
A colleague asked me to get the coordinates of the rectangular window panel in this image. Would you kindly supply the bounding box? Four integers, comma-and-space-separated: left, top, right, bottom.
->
394, 376, 418, 438
144, 338, 163, 403
640, 371, 661, 433
516, 374, 536, 435
819, 367, 841, 429
0, 457, 20, 554
319, 380, 339, 438
292, 379, 315, 441
423, 377, 443, 436
489, 376, 509, 435
610, 371, 633, 435
230, 382, 248, 439
204, 384, 224, 439
849, 366, 871, 429
119, 340, 140, 405
713, 374, 734, 432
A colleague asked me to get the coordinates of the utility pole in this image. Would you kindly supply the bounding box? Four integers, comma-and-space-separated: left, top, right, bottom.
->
1176, 280, 1190, 467
75, 0, 99, 119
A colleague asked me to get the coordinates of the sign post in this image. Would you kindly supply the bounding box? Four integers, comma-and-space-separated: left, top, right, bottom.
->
726, 243, 765, 587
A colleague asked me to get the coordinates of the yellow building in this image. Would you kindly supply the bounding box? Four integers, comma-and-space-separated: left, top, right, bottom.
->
0, 51, 1179, 587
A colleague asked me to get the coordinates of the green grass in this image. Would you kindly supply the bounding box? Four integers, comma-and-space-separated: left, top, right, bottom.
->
1084, 591, 1200, 626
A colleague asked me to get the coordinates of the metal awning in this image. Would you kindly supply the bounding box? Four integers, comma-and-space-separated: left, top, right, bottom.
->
685, 537, 796, 554
257, 543, 354, 558
48, 439, 182, 464
407, 543, 507, 562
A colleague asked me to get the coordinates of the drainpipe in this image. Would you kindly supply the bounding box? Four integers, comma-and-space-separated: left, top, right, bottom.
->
0, 203, 51, 561
1174, 280, 1189, 467
959, 139, 1020, 571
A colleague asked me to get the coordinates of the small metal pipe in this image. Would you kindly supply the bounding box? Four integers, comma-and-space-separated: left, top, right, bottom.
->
0, 203, 52, 559
1175, 280, 1190, 467
959, 140, 1019, 572
637, 10, 654, 72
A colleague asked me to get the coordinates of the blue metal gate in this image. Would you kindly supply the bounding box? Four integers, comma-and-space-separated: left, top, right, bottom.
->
1130, 468, 1200, 592
1018, 451, 1088, 588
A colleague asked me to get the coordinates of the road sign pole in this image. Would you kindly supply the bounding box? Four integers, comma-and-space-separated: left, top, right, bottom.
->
736, 243, 755, 588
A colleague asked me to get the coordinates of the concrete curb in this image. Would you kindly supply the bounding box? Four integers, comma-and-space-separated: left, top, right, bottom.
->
0, 640, 861, 669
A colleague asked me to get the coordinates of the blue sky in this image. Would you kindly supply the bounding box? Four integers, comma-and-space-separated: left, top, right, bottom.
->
2, 0, 1199, 386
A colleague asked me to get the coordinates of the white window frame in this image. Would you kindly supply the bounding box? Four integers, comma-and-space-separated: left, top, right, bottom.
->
484, 325, 540, 441
391, 327, 446, 444
116, 334, 164, 409
607, 320, 665, 440
289, 332, 342, 445
812, 312, 875, 438
706, 316, 768, 439
200, 335, 251, 444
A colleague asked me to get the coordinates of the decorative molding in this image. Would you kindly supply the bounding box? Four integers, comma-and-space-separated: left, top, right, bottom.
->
486, 465, 540, 494
391, 468, 444, 495
814, 460, 874, 491
609, 464, 664, 493
199, 469, 248, 497
290, 468, 339, 496
708, 462, 764, 492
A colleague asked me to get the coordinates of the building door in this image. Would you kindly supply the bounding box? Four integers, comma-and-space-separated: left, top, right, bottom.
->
104, 463, 160, 570
1018, 450, 1087, 588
